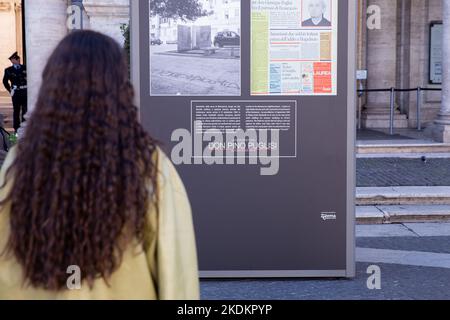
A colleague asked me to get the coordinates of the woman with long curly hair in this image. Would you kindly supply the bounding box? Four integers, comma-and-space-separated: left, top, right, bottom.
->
0, 30, 199, 299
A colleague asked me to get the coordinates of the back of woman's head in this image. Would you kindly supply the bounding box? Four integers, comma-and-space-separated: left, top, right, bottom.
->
1, 30, 158, 290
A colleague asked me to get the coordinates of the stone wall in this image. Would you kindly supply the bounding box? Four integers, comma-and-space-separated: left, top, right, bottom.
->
0, 0, 19, 95
408, 0, 442, 127
25, 0, 68, 111
359, 0, 444, 128
23, 0, 129, 113
16, 0, 450, 131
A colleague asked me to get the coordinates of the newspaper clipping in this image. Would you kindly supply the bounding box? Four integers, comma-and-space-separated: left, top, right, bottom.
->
149, 0, 241, 96
251, 0, 338, 96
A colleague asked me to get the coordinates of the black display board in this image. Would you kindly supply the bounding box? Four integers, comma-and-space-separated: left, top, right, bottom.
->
131, 0, 356, 278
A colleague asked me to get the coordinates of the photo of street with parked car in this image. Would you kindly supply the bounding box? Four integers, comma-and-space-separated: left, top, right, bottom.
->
149, 0, 241, 96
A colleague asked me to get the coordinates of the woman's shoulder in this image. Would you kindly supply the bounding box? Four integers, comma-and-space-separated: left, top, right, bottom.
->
152, 146, 187, 194
153, 146, 175, 174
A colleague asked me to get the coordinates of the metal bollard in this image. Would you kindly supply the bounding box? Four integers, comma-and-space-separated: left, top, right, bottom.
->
357, 82, 364, 130
389, 87, 395, 135
417, 87, 422, 131
358, 96, 362, 130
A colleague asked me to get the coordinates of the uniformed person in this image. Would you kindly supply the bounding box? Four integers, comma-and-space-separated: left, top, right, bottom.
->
2, 52, 27, 133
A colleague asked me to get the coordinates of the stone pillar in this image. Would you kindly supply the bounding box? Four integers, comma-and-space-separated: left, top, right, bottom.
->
25, 0, 69, 112
408, 0, 434, 128
361, 0, 408, 129
0, 0, 18, 95
83, 0, 129, 46
396, 0, 411, 115
357, 0, 368, 125
431, 0, 450, 143
14, 0, 23, 59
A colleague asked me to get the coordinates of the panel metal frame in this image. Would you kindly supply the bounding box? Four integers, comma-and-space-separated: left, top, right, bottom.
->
130, 0, 356, 278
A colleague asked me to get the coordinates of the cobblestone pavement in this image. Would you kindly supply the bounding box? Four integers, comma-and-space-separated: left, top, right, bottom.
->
357, 158, 450, 187
201, 223, 450, 300
201, 263, 450, 300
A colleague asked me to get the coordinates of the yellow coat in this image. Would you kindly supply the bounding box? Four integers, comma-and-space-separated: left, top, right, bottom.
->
0, 146, 199, 300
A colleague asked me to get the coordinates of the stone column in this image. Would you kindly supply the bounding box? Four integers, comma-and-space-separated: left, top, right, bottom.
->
357, 0, 368, 116
0, 0, 17, 95
83, 0, 129, 46
396, 0, 411, 115
361, 0, 408, 129
432, 0, 450, 143
25, 0, 69, 112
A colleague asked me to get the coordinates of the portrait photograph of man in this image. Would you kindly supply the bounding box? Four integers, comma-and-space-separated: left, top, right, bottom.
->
302, 0, 332, 27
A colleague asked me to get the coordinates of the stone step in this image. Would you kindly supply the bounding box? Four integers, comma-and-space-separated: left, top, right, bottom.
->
356, 222, 450, 237
357, 142, 450, 154
356, 205, 450, 224
356, 187, 450, 206
360, 114, 409, 129
1, 127, 14, 133
0, 107, 14, 116
357, 152, 450, 159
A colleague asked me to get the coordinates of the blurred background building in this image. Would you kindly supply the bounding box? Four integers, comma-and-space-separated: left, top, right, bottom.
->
0, 0, 449, 142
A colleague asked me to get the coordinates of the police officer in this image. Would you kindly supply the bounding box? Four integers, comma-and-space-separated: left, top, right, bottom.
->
2, 52, 27, 133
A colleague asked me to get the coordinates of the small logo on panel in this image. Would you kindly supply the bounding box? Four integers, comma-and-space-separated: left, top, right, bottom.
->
321, 212, 337, 221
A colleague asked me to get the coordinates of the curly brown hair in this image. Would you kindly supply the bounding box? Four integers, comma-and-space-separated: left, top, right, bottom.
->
0, 30, 158, 290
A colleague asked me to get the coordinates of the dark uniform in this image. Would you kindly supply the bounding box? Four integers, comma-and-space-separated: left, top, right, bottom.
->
2, 52, 27, 132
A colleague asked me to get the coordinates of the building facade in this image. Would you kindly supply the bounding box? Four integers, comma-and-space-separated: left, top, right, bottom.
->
0, 0, 23, 96
358, 0, 443, 129
0, 0, 449, 141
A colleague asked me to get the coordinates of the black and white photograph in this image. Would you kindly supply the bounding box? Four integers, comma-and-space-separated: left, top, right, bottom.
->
149, 0, 241, 96
302, 0, 332, 27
